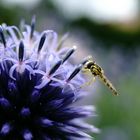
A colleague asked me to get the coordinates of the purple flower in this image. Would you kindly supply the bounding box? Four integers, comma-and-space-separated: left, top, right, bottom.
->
0, 17, 98, 140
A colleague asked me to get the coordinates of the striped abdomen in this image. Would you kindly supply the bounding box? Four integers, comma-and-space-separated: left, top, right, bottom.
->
98, 74, 118, 96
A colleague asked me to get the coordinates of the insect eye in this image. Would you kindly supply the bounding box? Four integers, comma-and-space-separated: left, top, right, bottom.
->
86, 62, 94, 69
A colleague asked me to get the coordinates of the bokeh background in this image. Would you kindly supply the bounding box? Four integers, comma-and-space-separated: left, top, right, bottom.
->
0, 0, 140, 139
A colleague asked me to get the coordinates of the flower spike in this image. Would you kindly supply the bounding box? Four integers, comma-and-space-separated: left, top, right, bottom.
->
0, 18, 97, 139
48, 60, 63, 76
18, 41, 24, 62
62, 46, 77, 64
0, 26, 6, 47
37, 33, 46, 54
66, 64, 83, 82
30, 15, 36, 39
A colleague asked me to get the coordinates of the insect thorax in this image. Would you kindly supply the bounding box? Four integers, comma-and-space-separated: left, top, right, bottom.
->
85, 61, 103, 76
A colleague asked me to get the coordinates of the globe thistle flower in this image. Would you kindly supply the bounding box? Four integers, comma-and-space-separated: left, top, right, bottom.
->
0, 17, 98, 140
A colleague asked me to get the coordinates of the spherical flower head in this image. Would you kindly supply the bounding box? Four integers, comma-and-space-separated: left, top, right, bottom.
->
0, 17, 98, 140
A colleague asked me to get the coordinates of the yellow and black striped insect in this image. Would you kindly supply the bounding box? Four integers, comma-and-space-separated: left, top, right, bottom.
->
83, 57, 118, 96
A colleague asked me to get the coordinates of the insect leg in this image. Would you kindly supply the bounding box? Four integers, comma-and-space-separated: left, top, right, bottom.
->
80, 77, 96, 89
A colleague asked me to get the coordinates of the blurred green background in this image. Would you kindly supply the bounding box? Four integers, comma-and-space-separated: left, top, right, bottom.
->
0, 0, 140, 139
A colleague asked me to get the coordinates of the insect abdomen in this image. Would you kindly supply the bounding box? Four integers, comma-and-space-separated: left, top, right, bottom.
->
99, 74, 118, 96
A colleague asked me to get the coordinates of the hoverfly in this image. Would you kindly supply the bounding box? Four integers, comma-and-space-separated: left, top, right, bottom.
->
83, 56, 118, 96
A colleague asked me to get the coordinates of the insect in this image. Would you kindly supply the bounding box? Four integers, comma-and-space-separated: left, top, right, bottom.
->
83, 56, 118, 96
